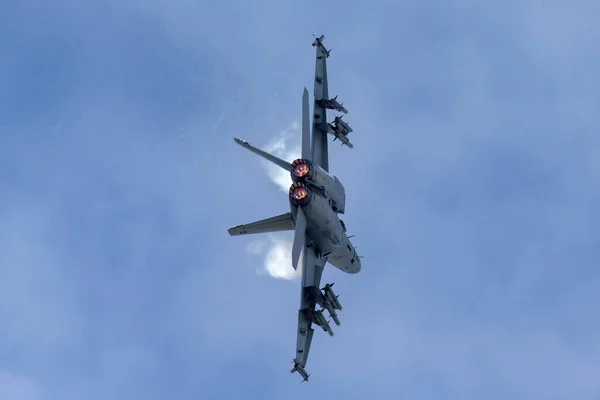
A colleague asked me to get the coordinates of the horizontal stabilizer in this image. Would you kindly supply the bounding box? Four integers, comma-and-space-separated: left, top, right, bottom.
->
228, 212, 294, 236
234, 137, 292, 171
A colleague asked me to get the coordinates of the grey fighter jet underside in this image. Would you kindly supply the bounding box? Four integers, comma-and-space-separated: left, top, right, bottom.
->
227, 35, 361, 382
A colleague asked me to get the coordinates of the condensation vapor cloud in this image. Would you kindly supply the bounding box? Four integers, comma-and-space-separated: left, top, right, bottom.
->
247, 236, 303, 280
261, 121, 301, 192
247, 122, 302, 280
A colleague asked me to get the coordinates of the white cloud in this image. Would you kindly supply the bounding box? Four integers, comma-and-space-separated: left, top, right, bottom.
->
240, 123, 303, 280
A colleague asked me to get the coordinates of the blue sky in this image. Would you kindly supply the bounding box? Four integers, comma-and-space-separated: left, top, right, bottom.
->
1, 1, 599, 399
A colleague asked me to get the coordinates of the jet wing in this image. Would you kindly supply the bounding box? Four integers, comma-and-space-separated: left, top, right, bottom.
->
227, 212, 295, 236
311, 35, 331, 172
310, 35, 354, 170
290, 238, 329, 381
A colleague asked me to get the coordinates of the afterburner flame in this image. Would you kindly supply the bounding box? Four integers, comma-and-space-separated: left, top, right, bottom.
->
292, 186, 308, 200
293, 163, 310, 178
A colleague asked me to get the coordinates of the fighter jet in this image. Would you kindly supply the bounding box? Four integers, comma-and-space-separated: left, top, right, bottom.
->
227, 35, 360, 381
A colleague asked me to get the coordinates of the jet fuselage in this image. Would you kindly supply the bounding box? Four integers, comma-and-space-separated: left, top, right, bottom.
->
288, 159, 361, 274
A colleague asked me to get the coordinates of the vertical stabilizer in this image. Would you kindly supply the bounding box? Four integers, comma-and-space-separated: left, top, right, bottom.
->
292, 207, 307, 270
302, 88, 311, 161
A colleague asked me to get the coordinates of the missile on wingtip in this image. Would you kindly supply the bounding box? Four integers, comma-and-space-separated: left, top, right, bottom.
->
312, 34, 325, 47
291, 360, 310, 381
312, 34, 330, 57
234, 137, 248, 146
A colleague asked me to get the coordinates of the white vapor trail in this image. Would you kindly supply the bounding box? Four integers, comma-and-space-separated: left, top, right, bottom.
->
261, 121, 301, 192
247, 236, 303, 280
246, 122, 302, 280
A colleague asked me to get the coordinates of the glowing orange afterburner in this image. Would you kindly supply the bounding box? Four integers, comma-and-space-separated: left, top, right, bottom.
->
291, 159, 314, 182
292, 186, 308, 200
293, 162, 310, 178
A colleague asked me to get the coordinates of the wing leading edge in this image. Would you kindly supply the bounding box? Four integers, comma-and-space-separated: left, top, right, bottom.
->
311, 35, 330, 172
311, 34, 354, 167
290, 238, 329, 381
